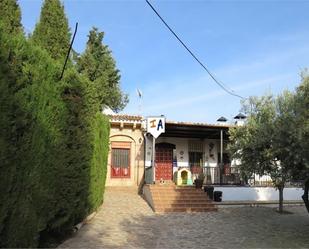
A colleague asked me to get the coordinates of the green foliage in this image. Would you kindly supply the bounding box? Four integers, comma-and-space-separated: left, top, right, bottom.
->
230, 78, 309, 181
31, 0, 70, 60
0, 17, 110, 249
294, 75, 309, 171
88, 114, 110, 211
0, 24, 67, 247
0, 0, 128, 246
77, 27, 128, 112
291, 76, 309, 213
0, 0, 23, 35
229, 77, 309, 212
228, 95, 285, 182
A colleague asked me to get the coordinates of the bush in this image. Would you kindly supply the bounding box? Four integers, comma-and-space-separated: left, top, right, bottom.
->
0, 24, 110, 248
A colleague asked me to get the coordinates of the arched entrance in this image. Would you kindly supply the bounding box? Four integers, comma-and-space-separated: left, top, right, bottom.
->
155, 143, 175, 181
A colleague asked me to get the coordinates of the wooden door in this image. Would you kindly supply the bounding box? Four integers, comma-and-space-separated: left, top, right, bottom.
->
155, 146, 173, 180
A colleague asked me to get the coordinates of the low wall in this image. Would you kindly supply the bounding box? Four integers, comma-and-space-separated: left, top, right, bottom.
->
214, 187, 303, 201
142, 185, 155, 210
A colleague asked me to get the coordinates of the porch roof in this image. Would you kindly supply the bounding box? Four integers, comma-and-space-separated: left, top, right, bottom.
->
161, 121, 234, 140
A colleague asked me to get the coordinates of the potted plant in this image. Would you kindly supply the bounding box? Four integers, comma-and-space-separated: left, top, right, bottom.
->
194, 172, 205, 189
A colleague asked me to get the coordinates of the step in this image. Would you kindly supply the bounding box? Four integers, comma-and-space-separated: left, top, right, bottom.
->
154, 203, 216, 208
152, 196, 212, 203
150, 186, 204, 190
152, 197, 209, 202
152, 199, 213, 204
145, 184, 217, 213
151, 193, 207, 196
151, 194, 208, 199
155, 207, 218, 213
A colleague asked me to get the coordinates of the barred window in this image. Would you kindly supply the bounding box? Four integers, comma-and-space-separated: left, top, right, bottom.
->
112, 149, 129, 168
188, 141, 204, 172
111, 148, 130, 178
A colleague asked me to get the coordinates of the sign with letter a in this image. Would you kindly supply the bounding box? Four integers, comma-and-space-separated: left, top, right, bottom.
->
147, 116, 165, 138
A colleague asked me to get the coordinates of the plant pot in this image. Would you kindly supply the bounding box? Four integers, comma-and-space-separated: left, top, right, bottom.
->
195, 179, 203, 189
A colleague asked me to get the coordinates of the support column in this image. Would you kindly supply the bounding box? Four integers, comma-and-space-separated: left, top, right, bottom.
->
220, 129, 223, 185
152, 136, 156, 183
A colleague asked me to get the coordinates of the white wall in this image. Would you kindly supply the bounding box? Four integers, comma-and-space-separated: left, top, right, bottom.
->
214, 187, 303, 201
154, 137, 223, 168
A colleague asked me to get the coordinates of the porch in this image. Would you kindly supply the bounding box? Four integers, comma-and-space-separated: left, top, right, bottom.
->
144, 120, 234, 185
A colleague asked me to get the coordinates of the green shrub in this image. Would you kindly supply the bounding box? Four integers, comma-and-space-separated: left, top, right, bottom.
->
0, 24, 110, 247
88, 113, 110, 212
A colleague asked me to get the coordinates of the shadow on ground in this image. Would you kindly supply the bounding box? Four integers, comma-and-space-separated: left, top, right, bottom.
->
59, 191, 309, 249
116, 206, 309, 249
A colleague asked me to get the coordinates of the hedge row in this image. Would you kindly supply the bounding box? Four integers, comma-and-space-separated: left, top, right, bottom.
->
0, 23, 109, 248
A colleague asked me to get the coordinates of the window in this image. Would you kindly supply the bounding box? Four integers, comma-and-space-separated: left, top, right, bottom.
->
189, 152, 203, 167
188, 141, 204, 173
111, 143, 130, 178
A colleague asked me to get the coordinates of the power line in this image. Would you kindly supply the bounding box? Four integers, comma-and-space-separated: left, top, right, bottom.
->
59, 22, 78, 80
145, 0, 245, 99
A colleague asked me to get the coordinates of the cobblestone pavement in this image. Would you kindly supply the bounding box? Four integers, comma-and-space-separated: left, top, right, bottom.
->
59, 187, 309, 249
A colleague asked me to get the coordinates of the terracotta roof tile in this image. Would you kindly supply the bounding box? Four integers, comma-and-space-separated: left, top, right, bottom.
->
108, 114, 143, 122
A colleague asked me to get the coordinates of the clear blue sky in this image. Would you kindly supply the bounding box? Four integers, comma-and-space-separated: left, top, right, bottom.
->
19, 0, 309, 123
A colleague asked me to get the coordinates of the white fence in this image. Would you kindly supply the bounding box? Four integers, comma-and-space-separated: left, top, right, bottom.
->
214, 187, 303, 201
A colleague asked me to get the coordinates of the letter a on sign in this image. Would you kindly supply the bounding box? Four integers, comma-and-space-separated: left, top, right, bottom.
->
147, 116, 165, 138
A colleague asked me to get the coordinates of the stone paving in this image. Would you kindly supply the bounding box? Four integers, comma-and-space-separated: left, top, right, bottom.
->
59, 187, 309, 249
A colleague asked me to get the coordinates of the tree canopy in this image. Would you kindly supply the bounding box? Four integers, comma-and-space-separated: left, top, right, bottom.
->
0, 0, 23, 35
31, 0, 70, 60
77, 27, 128, 112
228, 75, 309, 213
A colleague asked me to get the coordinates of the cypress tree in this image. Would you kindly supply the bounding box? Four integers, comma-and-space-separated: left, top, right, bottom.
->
0, 0, 23, 35
0, 2, 24, 243
32, 0, 70, 60
77, 27, 128, 112
0, 1, 112, 245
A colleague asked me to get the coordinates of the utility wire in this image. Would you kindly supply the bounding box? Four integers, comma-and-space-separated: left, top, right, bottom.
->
59, 22, 78, 80
145, 0, 245, 99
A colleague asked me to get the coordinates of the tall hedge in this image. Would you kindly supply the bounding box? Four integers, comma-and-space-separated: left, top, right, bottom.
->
88, 113, 110, 210
0, 21, 110, 247
0, 26, 66, 247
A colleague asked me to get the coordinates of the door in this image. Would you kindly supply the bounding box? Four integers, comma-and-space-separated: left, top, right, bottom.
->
155, 144, 173, 180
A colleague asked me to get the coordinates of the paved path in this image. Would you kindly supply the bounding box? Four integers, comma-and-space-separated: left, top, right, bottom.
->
59, 187, 309, 249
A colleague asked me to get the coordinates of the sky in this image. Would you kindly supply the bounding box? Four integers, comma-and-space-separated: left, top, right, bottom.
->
19, 0, 309, 124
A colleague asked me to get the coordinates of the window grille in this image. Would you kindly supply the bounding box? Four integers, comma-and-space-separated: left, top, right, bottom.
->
111, 148, 130, 178
188, 141, 204, 152
188, 141, 204, 172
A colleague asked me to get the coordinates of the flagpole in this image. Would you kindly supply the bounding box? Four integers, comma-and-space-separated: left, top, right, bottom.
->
136, 88, 142, 116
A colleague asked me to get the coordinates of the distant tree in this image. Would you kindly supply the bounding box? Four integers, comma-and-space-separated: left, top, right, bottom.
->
0, 0, 23, 35
31, 0, 70, 60
77, 27, 128, 112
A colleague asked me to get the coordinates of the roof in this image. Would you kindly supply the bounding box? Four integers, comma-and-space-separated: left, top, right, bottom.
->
163, 120, 234, 139
108, 114, 143, 122
107, 114, 235, 139
166, 120, 234, 129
